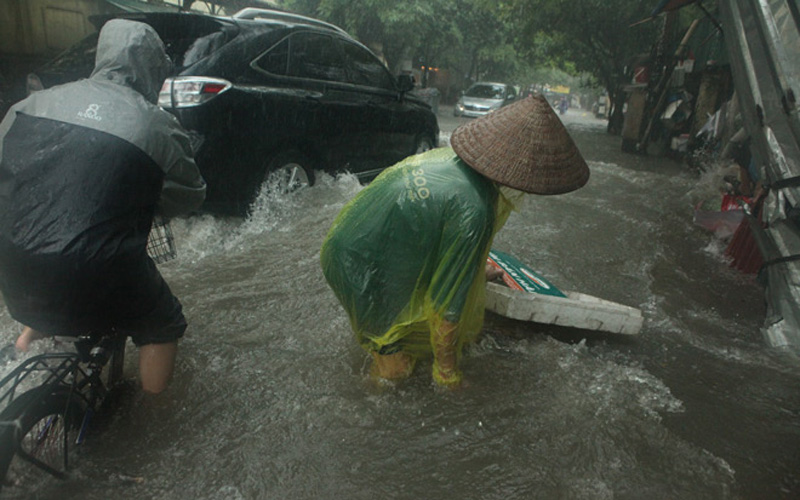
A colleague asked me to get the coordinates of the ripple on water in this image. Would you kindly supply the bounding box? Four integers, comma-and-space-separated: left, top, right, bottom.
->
0, 152, 786, 499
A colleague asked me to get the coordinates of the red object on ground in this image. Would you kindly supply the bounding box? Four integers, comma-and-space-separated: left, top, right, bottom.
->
725, 215, 763, 274
720, 194, 752, 211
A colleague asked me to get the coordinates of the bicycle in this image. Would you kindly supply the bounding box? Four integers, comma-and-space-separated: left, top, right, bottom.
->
0, 216, 177, 494
0, 329, 127, 492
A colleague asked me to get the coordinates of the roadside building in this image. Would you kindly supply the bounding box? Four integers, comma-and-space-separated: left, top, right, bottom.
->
0, 0, 181, 114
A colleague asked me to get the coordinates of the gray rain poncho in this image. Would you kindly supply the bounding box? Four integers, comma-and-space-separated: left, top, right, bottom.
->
0, 20, 206, 341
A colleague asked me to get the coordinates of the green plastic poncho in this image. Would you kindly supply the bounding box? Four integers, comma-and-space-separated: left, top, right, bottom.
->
321, 148, 515, 383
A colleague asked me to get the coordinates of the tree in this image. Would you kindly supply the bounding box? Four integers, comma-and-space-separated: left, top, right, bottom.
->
277, 0, 519, 89
500, 0, 660, 134
276, 0, 442, 73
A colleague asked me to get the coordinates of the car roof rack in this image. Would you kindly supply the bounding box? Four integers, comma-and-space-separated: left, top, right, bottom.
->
231, 8, 348, 35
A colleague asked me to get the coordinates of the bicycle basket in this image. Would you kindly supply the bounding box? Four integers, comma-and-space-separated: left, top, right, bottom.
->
146, 215, 177, 264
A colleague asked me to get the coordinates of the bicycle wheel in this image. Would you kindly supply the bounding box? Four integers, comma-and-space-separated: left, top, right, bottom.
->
0, 386, 84, 494
105, 335, 126, 389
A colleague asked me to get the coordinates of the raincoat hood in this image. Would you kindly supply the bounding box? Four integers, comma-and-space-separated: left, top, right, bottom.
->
90, 19, 171, 103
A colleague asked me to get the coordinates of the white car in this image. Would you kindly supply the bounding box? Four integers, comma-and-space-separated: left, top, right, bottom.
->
454, 82, 517, 118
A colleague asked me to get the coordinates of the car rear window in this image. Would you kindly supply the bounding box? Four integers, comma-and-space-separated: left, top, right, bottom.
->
37, 33, 99, 84
37, 15, 236, 83
151, 16, 238, 70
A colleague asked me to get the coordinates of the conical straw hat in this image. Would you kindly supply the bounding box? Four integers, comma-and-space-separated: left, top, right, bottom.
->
451, 94, 590, 195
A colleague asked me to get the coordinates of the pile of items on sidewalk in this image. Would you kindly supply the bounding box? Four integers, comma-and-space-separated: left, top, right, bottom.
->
620, 0, 798, 349
685, 0, 800, 349
690, 92, 764, 273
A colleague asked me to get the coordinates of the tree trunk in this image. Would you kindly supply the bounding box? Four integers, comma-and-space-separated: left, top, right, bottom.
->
607, 89, 625, 135
469, 49, 479, 82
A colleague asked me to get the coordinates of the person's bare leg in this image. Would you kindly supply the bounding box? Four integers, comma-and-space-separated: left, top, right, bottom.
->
370, 351, 414, 380
16, 326, 46, 352
139, 342, 178, 394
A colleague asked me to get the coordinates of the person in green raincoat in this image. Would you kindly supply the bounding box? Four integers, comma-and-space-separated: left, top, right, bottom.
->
321, 95, 589, 388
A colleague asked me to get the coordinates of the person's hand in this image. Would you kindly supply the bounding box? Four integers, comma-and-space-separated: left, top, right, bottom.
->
485, 264, 503, 282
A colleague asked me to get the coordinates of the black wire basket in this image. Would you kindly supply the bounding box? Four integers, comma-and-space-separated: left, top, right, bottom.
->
146, 215, 177, 264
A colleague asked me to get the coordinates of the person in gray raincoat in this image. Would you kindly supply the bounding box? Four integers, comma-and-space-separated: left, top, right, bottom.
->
0, 19, 206, 394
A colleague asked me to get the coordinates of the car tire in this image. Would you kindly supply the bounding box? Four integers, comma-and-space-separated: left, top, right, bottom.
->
415, 135, 435, 155
263, 150, 316, 194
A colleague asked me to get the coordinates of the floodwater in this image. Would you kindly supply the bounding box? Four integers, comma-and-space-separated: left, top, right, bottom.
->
2, 107, 800, 500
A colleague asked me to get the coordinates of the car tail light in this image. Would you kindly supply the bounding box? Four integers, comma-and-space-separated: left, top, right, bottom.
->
158, 77, 232, 109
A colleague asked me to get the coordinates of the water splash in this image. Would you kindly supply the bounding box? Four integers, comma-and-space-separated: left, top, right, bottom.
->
170, 170, 364, 264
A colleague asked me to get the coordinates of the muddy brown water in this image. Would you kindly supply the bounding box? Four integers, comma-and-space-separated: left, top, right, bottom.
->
1, 107, 798, 499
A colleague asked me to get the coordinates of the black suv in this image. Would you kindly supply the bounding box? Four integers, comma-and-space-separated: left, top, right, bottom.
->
30, 8, 439, 215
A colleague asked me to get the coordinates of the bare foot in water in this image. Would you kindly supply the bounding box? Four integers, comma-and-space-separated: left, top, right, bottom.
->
16, 326, 45, 352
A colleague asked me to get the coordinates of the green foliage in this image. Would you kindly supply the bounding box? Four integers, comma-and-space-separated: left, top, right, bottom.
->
276, 0, 521, 84
273, 0, 667, 108
502, 0, 659, 94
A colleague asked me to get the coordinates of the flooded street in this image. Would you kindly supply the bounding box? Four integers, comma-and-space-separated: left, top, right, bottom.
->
2, 106, 800, 499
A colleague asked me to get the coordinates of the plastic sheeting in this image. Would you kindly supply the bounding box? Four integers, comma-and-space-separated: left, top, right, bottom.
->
321, 148, 515, 382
